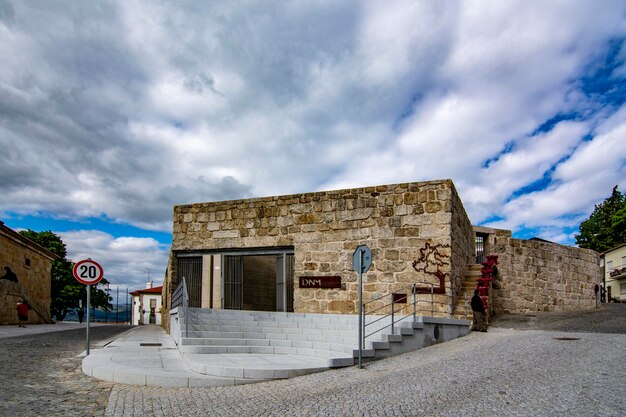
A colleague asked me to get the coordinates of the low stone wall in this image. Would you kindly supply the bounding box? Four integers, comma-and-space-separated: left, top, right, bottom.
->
491, 235, 600, 314
0, 222, 55, 324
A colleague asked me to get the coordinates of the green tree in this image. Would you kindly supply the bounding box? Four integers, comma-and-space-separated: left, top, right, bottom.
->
576, 186, 626, 252
19, 230, 112, 321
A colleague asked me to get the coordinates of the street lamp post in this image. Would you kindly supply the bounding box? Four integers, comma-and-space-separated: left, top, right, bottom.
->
104, 283, 110, 323
116, 286, 119, 323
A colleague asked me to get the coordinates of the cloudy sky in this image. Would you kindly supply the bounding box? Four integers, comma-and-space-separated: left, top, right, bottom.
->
1, 1, 625, 293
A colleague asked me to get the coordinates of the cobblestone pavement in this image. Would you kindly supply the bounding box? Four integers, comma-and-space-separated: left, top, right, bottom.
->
492, 303, 626, 334
4, 307, 626, 417
0, 325, 130, 417
106, 306, 626, 417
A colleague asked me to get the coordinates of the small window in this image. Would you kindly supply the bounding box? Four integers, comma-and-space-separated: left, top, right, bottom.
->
24, 258, 31, 267
621, 283, 626, 295
622, 256, 626, 268
607, 260, 613, 270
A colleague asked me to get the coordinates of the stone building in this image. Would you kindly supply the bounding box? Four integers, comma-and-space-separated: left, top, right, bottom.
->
0, 221, 57, 324
162, 179, 601, 330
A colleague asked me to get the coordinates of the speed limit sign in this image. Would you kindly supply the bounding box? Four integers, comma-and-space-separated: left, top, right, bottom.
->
73, 259, 104, 285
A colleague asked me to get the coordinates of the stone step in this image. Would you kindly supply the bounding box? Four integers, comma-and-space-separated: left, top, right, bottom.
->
181, 319, 358, 332
370, 340, 390, 350
352, 348, 376, 358
182, 332, 358, 345
185, 315, 359, 325
183, 354, 332, 380
180, 344, 355, 359
181, 337, 358, 352
186, 309, 359, 325
182, 324, 360, 338
399, 326, 414, 336
384, 334, 404, 343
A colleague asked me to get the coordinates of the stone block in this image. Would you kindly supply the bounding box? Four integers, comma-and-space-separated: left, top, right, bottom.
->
425, 202, 442, 213
328, 300, 355, 314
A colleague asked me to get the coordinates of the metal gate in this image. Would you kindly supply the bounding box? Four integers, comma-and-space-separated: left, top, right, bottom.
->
176, 256, 202, 308
475, 234, 486, 264
223, 255, 244, 310
286, 253, 294, 312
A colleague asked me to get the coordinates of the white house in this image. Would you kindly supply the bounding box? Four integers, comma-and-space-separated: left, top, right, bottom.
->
601, 243, 626, 302
130, 283, 163, 325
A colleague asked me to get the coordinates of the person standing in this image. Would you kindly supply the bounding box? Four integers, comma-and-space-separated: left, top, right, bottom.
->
471, 289, 487, 332
16, 299, 29, 327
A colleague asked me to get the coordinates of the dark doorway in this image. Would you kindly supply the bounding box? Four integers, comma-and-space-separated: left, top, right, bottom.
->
475, 233, 488, 264
223, 253, 294, 312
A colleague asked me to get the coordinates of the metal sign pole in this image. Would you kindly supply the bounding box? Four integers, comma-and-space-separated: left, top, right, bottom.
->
72, 258, 104, 357
352, 244, 371, 371
86, 284, 91, 356
358, 251, 363, 369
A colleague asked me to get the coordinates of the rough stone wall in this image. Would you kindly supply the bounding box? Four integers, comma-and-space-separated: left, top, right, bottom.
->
0, 223, 55, 324
491, 235, 600, 314
169, 179, 472, 316
449, 186, 475, 307
161, 252, 176, 332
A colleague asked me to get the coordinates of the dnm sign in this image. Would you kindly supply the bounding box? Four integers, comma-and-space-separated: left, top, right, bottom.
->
299, 276, 341, 289
72, 259, 104, 285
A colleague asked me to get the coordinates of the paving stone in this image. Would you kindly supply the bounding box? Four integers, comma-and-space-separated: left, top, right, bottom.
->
104, 305, 626, 416
0, 325, 130, 417
3, 306, 626, 416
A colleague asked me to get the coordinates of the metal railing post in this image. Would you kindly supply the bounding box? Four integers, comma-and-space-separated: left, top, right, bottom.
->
358, 255, 363, 369
431, 284, 434, 316
362, 301, 366, 348
412, 284, 416, 321
182, 276, 189, 339
390, 295, 395, 335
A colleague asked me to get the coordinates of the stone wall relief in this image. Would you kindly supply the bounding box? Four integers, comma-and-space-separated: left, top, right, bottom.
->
411, 242, 451, 294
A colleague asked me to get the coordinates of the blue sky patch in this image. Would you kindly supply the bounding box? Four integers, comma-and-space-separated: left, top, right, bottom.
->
3, 212, 172, 244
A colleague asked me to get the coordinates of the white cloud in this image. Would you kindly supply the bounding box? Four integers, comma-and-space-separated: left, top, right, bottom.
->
463, 121, 588, 219
488, 107, 626, 233
0, 0, 625, 273
59, 230, 169, 291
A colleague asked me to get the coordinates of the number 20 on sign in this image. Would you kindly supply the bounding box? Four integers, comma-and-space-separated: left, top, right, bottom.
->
72, 259, 104, 285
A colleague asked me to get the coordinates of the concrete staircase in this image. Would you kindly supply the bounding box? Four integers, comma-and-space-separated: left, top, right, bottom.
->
360, 316, 470, 361
178, 309, 358, 368
169, 308, 471, 385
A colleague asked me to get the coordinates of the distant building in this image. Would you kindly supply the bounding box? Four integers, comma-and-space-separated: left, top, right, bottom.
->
0, 221, 58, 325
601, 243, 626, 302
130, 283, 163, 325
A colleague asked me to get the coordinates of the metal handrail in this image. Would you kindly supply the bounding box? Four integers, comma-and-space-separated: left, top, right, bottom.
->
361, 281, 452, 350
171, 276, 189, 338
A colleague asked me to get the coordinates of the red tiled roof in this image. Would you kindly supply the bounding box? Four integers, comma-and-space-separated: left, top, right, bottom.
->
130, 286, 163, 296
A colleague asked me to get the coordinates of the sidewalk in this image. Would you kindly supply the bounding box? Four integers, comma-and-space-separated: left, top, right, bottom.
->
81, 325, 330, 388
0, 321, 108, 339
